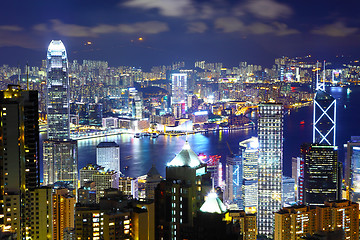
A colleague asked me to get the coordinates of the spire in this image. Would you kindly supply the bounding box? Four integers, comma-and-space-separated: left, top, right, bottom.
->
200, 190, 227, 214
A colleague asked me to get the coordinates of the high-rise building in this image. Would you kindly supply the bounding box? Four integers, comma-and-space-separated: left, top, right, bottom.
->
313, 91, 336, 146
344, 136, 360, 200
291, 157, 304, 203
239, 137, 258, 214
119, 177, 138, 199
52, 188, 75, 240
301, 144, 340, 206
0, 85, 40, 237
145, 165, 162, 200
257, 103, 283, 237
275, 200, 359, 240
93, 170, 119, 203
79, 164, 104, 187
171, 73, 187, 111
46, 40, 70, 140
275, 205, 317, 240
282, 176, 295, 207
88, 103, 102, 126
43, 139, 78, 190
225, 154, 243, 209
155, 141, 211, 239
96, 142, 120, 174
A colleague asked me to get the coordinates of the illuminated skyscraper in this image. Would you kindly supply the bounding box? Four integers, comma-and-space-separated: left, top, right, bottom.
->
0, 85, 42, 238
43, 40, 78, 192
344, 136, 360, 200
46, 40, 70, 140
313, 61, 336, 146
239, 137, 258, 214
43, 139, 78, 190
257, 103, 283, 237
171, 73, 187, 114
312, 91, 336, 146
225, 154, 243, 209
301, 144, 340, 206
155, 141, 210, 239
96, 142, 120, 174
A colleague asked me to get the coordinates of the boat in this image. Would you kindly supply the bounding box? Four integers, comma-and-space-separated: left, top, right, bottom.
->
151, 132, 159, 138
143, 132, 151, 137
300, 120, 305, 125
134, 133, 141, 138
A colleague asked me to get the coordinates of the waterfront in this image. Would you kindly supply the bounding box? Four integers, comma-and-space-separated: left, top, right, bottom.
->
40, 86, 360, 179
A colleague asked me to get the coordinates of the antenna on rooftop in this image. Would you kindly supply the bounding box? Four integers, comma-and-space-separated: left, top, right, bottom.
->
26, 63, 29, 90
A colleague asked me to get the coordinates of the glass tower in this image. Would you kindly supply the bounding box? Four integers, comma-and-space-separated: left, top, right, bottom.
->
257, 103, 283, 237
46, 40, 70, 140
239, 137, 258, 214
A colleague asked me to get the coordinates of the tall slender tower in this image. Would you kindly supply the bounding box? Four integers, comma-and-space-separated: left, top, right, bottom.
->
257, 103, 283, 237
46, 40, 70, 140
44, 40, 78, 191
0, 85, 40, 237
313, 61, 336, 146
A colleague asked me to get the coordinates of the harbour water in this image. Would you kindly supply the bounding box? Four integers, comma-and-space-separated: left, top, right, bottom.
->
40, 86, 360, 179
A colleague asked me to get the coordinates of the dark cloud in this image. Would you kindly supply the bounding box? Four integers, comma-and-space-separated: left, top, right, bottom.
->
187, 22, 208, 33
244, 0, 293, 19
311, 21, 358, 37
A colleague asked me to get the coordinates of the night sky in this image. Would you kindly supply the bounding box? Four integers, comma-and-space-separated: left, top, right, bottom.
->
1, 0, 360, 69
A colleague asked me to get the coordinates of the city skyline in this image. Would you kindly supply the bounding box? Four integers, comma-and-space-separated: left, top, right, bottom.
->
1, 0, 360, 69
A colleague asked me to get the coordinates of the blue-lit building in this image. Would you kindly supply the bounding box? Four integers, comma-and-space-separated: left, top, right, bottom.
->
350, 146, 360, 202
239, 137, 258, 214
225, 154, 243, 209
46, 40, 70, 140
282, 176, 295, 207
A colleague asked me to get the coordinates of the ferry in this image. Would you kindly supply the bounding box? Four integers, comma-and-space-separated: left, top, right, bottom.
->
134, 133, 141, 138
151, 132, 159, 138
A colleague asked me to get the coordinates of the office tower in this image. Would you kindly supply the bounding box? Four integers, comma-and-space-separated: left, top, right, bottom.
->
88, 103, 102, 126
133, 94, 143, 119
119, 177, 138, 199
275, 200, 359, 240
225, 154, 243, 209
46, 40, 70, 140
78, 182, 96, 205
301, 144, 340, 205
344, 136, 360, 200
43, 139, 78, 189
257, 103, 283, 237
155, 141, 211, 239
93, 170, 119, 203
0, 85, 40, 237
79, 164, 104, 187
239, 137, 258, 214
291, 157, 304, 202
53, 188, 75, 240
145, 165, 162, 200
96, 142, 120, 174
171, 73, 187, 111
275, 205, 317, 240
282, 176, 295, 207
313, 91, 336, 146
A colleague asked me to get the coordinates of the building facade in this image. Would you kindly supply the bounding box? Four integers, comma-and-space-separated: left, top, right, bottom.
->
257, 103, 283, 237
96, 142, 120, 174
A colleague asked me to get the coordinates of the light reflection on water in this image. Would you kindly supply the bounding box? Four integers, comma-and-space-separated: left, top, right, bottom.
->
74, 129, 256, 178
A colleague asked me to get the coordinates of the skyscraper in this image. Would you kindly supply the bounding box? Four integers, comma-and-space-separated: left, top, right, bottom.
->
43, 40, 78, 191
344, 136, 360, 200
225, 154, 243, 209
43, 139, 78, 189
171, 73, 187, 115
257, 103, 283, 237
46, 40, 70, 140
313, 91, 336, 146
96, 142, 120, 174
301, 144, 340, 205
0, 85, 41, 238
239, 137, 258, 214
155, 141, 210, 239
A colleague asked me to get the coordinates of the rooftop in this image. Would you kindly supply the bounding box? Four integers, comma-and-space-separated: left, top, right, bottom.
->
167, 141, 204, 168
